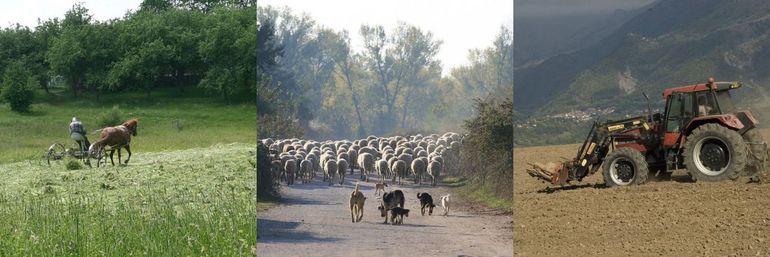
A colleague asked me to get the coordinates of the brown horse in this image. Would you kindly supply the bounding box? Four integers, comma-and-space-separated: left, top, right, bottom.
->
89, 119, 138, 167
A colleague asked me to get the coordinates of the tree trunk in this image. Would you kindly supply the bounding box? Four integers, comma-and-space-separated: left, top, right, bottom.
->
42, 80, 50, 94
73, 78, 82, 98
343, 67, 366, 137
400, 91, 412, 129
176, 69, 185, 94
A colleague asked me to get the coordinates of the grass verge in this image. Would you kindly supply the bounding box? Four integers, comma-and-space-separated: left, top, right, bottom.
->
442, 176, 512, 211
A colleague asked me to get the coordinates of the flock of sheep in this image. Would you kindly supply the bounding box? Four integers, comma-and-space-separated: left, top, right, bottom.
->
260, 132, 464, 188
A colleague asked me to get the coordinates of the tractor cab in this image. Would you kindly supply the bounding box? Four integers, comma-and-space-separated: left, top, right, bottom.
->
661, 78, 745, 148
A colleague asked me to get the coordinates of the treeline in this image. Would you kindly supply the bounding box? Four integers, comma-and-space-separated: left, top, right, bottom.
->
256, 6, 513, 140
0, 0, 255, 111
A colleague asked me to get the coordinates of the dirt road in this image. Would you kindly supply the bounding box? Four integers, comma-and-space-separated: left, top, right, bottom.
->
257, 173, 512, 257
514, 143, 770, 257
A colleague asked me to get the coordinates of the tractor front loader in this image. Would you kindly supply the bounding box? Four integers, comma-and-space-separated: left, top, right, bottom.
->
527, 78, 770, 187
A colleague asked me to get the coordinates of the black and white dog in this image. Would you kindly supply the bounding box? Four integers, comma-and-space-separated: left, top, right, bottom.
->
378, 189, 405, 224
416, 192, 436, 216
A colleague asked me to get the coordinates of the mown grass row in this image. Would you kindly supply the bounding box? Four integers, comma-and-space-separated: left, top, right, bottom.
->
0, 143, 256, 256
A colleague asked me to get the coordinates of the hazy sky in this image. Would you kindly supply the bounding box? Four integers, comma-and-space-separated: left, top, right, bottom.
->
260, 0, 514, 74
0, 1, 143, 28
516, 0, 656, 18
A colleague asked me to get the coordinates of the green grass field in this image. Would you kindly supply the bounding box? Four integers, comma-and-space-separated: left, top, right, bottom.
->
0, 90, 256, 255
0, 89, 255, 163
0, 143, 256, 256
442, 176, 512, 211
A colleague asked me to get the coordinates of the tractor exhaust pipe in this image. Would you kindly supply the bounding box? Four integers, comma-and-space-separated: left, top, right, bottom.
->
642, 91, 652, 121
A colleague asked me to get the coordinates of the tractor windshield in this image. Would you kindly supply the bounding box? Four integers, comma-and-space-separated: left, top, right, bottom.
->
716, 91, 735, 113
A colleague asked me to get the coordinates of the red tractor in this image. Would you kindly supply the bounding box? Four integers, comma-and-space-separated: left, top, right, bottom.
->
528, 78, 769, 186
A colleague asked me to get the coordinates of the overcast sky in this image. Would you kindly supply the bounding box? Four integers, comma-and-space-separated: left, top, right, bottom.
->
260, 0, 513, 74
516, 0, 656, 18
0, 1, 143, 28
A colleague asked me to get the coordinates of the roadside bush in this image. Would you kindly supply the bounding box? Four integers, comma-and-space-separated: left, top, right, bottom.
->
1, 62, 35, 113
460, 96, 513, 200
257, 142, 279, 199
257, 114, 304, 139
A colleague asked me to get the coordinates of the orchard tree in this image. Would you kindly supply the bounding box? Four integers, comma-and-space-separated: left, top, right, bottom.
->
1, 61, 35, 112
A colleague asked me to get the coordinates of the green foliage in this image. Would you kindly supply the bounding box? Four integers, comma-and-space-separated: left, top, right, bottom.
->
257, 114, 304, 139
257, 5, 513, 139
64, 159, 83, 170
97, 105, 123, 127
1, 62, 35, 112
197, 6, 255, 101
0, 2, 254, 102
257, 142, 278, 199
461, 96, 513, 200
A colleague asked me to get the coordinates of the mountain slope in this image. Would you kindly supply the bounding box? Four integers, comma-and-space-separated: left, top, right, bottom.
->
515, 0, 770, 117
514, 6, 649, 68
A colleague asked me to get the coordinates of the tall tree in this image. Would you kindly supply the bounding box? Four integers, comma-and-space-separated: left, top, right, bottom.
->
46, 3, 92, 97
197, 6, 255, 101
329, 30, 366, 137
360, 23, 442, 132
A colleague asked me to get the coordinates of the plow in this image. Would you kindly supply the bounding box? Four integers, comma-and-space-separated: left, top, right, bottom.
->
528, 78, 770, 187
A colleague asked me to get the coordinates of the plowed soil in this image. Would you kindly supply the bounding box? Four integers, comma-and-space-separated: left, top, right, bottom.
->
514, 132, 770, 256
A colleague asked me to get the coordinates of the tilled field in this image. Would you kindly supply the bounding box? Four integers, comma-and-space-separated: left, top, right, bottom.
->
514, 143, 770, 257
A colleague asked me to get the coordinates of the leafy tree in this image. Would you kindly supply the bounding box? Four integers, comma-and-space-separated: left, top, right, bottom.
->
256, 17, 282, 115
1, 61, 35, 112
359, 23, 442, 132
33, 18, 62, 94
46, 3, 92, 97
198, 6, 255, 101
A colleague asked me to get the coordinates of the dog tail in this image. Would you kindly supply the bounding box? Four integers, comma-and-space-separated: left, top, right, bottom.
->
354, 182, 360, 193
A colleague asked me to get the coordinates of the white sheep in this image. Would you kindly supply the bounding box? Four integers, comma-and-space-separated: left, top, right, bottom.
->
427, 160, 442, 187
376, 159, 390, 182
325, 158, 338, 186
411, 158, 426, 185
284, 159, 297, 185
357, 152, 375, 182
300, 159, 312, 184
336, 158, 348, 185
391, 160, 407, 185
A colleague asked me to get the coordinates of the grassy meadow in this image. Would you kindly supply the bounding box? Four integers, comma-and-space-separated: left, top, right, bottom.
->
0, 89, 256, 255
0, 143, 256, 256
0, 89, 255, 163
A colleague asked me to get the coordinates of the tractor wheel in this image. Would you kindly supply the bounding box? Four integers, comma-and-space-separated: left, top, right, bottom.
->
742, 129, 766, 176
683, 124, 747, 182
602, 148, 649, 187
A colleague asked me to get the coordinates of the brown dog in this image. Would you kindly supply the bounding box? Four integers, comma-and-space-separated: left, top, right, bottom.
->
349, 183, 366, 223
374, 182, 388, 196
